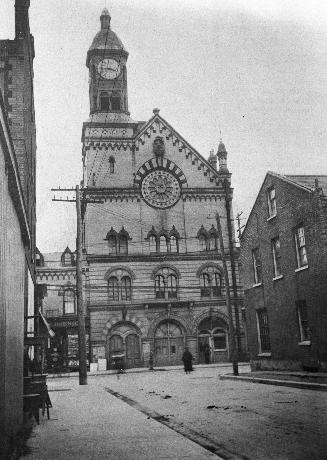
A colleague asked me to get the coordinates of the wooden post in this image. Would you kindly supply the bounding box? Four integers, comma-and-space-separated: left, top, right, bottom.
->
76, 185, 87, 385
215, 212, 239, 376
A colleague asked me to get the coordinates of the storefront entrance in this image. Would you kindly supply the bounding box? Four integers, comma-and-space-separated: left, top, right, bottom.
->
197, 317, 229, 363
154, 320, 185, 367
108, 323, 142, 369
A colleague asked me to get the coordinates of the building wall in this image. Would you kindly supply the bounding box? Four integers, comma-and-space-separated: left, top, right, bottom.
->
241, 173, 327, 370
0, 99, 26, 454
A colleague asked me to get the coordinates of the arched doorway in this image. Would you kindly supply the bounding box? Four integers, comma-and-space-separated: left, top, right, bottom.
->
107, 323, 142, 369
154, 320, 185, 366
197, 317, 229, 363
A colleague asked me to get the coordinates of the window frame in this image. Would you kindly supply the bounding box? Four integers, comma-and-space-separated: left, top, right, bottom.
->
267, 187, 277, 218
294, 225, 308, 269
63, 289, 75, 315
271, 237, 282, 278
256, 308, 271, 354
252, 248, 262, 285
99, 91, 110, 111
296, 300, 310, 344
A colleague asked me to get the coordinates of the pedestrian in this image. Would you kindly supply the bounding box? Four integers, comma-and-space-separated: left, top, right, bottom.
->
182, 347, 193, 374
204, 343, 210, 364
149, 351, 154, 371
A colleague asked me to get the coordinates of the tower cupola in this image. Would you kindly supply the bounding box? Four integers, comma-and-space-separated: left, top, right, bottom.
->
86, 9, 129, 116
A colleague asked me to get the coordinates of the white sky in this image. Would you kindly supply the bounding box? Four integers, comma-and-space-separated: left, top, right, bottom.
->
2, 0, 327, 251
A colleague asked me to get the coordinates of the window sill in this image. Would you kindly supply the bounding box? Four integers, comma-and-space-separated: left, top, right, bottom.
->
258, 353, 272, 357
272, 275, 283, 281
252, 282, 262, 288
298, 340, 311, 346
295, 265, 308, 273
267, 214, 277, 222
214, 348, 228, 352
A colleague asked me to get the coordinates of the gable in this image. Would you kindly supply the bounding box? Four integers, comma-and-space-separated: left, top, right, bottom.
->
134, 114, 229, 188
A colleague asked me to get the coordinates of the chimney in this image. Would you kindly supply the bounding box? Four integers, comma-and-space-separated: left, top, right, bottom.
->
15, 0, 30, 38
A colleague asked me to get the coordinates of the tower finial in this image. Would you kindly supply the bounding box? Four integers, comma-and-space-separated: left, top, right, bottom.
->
100, 7, 111, 29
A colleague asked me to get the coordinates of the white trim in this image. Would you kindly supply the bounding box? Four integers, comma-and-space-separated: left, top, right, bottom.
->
298, 341, 311, 346
252, 282, 262, 288
295, 265, 308, 273
267, 214, 276, 222
258, 353, 272, 357
272, 275, 283, 281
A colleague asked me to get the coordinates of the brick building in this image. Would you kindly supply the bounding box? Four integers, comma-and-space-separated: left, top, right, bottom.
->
36, 247, 90, 373
82, 9, 245, 369
0, 0, 37, 454
240, 172, 327, 371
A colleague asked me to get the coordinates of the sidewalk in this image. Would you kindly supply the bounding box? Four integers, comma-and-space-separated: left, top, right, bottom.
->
23, 377, 220, 460
220, 370, 327, 391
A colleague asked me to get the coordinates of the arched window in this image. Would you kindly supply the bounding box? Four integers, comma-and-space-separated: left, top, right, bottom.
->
119, 235, 128, 254
199, 234, 207, 251
109, 156, 115, 174
160, 236, 168, 253
108, 235, 117, 255
100, 91, 110, 111
155, 275, 165, 299
61, 247, 74, 266
212, 273, 222, 297
167, 274, 177, 299
149, 235, 157, 253
170, 236, 177, 253
200, 273, 211, 297
208, 235, 217, 250
63, 289, 75, 315
121, 276, 131, 301
111, 95, 121, 111
108, 277, 119, 301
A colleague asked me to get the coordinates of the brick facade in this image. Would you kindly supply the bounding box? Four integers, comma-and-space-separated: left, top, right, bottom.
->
240, 172, 327, 371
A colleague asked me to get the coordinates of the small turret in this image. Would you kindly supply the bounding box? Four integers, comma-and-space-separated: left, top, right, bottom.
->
217, 140, 228, 172
208, 149, 217, 170
100, 7, 111, 30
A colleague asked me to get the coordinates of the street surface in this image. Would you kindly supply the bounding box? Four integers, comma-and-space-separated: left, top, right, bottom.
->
25, 365, 327, 460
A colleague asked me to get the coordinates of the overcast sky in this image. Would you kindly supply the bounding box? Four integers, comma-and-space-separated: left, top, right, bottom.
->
2, 0, 327, 251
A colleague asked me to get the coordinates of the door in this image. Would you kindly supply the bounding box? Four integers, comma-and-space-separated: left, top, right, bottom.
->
154, 321, 184, 366
198, 335, 210, 364
109, 335, 123, 369
125, 334, 141, 368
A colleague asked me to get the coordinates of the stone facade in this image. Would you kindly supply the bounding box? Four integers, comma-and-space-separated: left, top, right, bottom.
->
0, 1, 36, 454
82, 9, 245, 369
240, 172, 327, 371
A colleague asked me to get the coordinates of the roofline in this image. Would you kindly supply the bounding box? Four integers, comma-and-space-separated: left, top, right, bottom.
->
135, 113, 230, 179
240, 171, 319, 240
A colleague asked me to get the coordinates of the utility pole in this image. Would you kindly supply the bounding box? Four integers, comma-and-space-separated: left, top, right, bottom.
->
76, 185, 87, 385
215, 211, 239, 376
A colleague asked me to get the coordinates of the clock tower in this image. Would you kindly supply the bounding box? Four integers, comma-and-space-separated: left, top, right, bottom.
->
86, 8, 129, 116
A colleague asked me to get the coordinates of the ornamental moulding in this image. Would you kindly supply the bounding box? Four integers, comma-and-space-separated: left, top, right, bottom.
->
84, 141, 134, 152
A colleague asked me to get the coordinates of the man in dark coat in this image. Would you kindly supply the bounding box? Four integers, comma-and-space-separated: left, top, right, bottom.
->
182, 347, 193, 374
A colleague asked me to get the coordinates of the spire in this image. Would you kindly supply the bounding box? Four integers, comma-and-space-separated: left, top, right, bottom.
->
100, 7, 111, 29
208, 149, 217, 170
217, 140, 229, 172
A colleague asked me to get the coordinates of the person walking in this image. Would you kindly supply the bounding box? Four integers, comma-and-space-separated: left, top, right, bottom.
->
182, 347, 193, 374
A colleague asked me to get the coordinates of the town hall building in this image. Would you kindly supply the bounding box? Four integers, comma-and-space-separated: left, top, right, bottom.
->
81, 8, 245, 369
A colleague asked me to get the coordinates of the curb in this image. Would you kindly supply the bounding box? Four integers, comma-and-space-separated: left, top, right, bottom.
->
220, 374, 327, 391
47, 362, 250, 379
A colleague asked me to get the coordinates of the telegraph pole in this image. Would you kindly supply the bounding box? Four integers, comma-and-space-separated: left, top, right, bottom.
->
76, 185, 87, 385
215, 212, 239, 376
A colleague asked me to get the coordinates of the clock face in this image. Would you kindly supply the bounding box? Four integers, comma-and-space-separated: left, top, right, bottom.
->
98, 58, 120, 79
141, 170, 181, 209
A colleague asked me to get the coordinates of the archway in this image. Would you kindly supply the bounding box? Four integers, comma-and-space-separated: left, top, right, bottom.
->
107, 322, 142, 369
154, 320, 185, 366
197, 317, 229, 364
